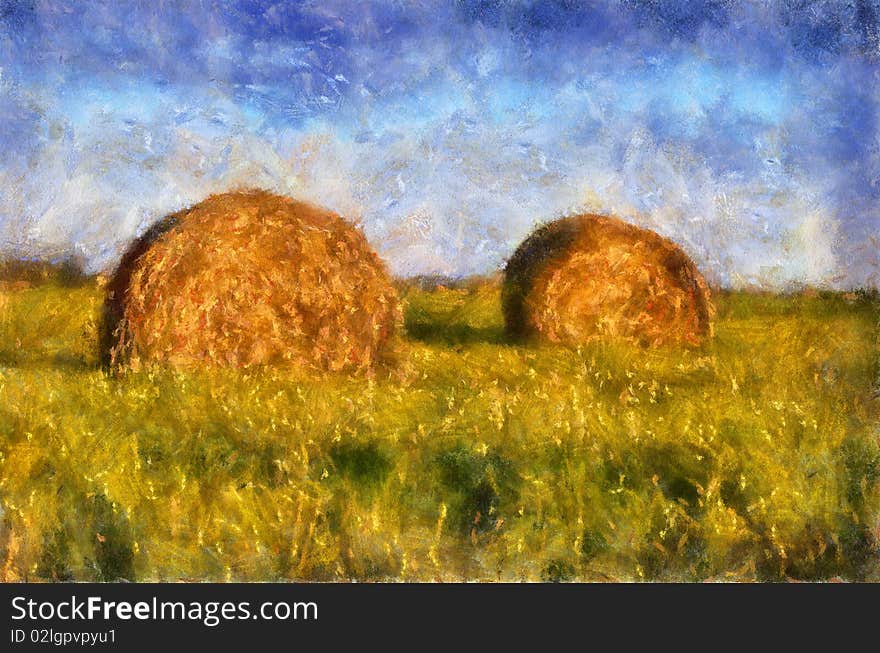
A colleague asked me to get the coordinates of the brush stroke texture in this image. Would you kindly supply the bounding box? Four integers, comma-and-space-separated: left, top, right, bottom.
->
0, 0, 878, 289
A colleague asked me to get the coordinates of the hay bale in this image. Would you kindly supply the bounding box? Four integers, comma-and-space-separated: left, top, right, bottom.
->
101, 190, 400, 371
502, 214, 713, 346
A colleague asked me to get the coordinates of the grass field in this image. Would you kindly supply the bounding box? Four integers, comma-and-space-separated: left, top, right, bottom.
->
0, 276, 878, 582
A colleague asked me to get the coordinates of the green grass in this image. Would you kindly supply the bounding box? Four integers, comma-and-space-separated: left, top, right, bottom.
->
0, 279, 878, 581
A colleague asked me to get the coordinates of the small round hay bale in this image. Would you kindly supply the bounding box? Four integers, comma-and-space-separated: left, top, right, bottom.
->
101, 190, 400, 372
502, 214, 713, 346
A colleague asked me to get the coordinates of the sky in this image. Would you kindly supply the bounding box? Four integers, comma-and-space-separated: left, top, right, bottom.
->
0, 0, 878, 289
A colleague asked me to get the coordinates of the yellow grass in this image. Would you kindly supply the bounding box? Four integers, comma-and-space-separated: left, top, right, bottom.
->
0, 278, 878, 581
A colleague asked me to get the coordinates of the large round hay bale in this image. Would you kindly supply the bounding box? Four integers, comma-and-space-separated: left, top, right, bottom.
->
502, 214, 713, 346
101, 190, 400, 371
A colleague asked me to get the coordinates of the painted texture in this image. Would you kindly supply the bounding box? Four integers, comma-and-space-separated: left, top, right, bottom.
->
0, 278, 878, 581
101, 189, 399, 372
502, 214, 714, 346
0, 2, 878, 583
0, 1, 878, 288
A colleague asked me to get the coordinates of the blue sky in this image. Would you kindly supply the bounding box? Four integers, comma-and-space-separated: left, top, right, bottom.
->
0, 0, 878, 288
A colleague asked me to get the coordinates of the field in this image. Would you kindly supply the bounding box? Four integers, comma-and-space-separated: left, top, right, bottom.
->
0, 275, 878, 582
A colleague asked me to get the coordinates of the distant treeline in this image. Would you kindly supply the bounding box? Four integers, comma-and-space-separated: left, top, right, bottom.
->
0, 257, 93, 288
394, 273, 502, 292
1, 258, 877, 301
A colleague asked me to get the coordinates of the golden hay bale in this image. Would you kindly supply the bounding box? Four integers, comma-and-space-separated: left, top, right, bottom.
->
101, 189, 400, 372
502, 214, 713, 347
